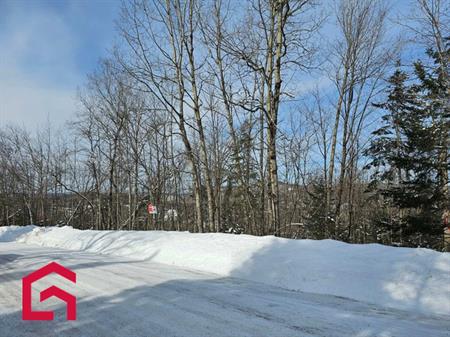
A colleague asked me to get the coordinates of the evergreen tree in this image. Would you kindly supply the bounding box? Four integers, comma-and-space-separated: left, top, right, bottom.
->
366, 42, 449, 248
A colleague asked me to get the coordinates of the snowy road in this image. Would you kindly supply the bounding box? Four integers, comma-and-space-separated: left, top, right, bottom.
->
0, 243, 449, 337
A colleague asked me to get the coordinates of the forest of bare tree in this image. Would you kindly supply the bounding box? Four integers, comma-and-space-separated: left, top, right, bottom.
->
1, 0, 448, 250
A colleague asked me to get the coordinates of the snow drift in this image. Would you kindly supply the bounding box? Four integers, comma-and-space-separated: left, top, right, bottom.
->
1, 225, 449, 316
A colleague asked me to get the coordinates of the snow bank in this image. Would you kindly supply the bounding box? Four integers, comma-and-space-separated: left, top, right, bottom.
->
0, 225, 35, 242
1, 225, 449, 316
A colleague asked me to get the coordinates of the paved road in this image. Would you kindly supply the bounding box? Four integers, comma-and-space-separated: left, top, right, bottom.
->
0, 242, 449, 337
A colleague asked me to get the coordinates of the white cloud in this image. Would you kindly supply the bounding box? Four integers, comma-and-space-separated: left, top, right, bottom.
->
0, 4, 81, 130
288, 75, 333, 98
0, 80, 77, 130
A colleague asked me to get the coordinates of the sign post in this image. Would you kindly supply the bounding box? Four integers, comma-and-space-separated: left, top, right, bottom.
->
147, 203, 157, 229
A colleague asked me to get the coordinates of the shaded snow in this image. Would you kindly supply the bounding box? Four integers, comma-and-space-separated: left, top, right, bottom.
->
1, 225, 449, 316
0, 225, 35, 242
2, 242, 449, 337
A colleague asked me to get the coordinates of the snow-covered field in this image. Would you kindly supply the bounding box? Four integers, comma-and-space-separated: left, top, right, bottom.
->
1, 225, 450, 317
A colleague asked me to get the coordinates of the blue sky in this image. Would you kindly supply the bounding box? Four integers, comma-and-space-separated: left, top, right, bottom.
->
0, 0, 121, 130
0, 0, 416, 131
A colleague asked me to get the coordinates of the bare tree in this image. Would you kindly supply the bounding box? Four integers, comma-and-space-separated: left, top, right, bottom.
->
326, 0, 394, 238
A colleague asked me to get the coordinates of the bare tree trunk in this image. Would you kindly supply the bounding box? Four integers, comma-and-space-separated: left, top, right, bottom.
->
182, 0, 216, 232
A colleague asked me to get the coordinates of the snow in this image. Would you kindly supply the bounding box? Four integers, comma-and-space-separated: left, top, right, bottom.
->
2, 242, 449, 337
1, 225, 450, 317
0, 225, 35, 242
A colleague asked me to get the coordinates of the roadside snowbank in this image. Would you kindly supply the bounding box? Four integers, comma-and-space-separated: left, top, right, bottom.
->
0, 225, 35, 242
1, 225, 449, 316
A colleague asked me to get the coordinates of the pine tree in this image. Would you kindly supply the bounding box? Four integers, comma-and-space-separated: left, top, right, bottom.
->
366, 42, 449, 248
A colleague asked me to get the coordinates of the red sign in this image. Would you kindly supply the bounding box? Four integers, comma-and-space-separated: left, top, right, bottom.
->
22, 262, 77, 321
147, 203, 157, 215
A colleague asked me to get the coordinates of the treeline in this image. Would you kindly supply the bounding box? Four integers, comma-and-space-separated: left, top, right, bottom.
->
0, 0, 448, 250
